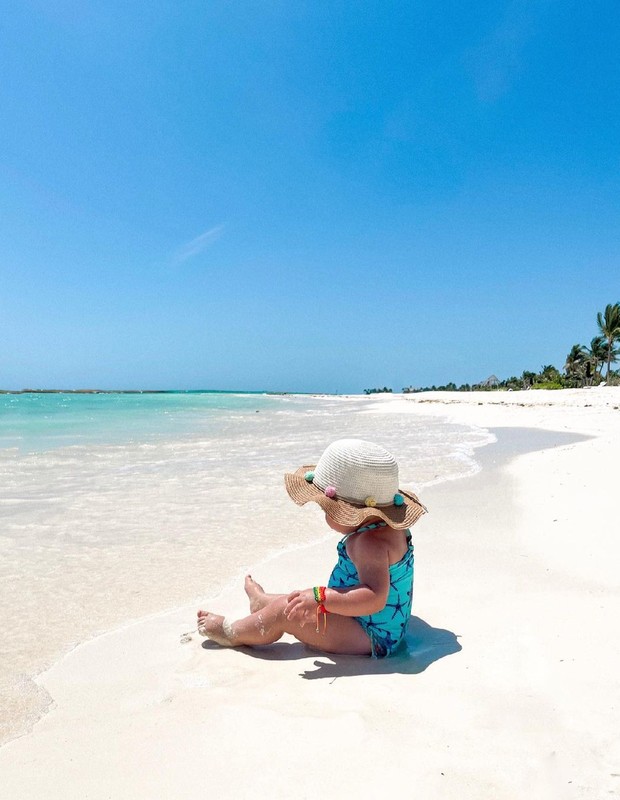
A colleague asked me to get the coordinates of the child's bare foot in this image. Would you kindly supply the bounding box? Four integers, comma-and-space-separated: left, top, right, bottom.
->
244, 574, 269, 613
196, 611, 234, 647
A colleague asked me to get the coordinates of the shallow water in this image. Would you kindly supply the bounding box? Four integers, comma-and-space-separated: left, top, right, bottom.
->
0, 392, 492, 744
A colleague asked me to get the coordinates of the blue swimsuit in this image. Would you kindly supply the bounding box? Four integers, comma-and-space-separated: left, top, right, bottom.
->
328, 526, 414, 658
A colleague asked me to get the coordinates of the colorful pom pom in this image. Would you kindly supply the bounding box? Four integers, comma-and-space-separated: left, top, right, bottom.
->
393, 493, 405, 506
325, 486, 337, 498
304, 471, 314, 482
364, 496, 377, 507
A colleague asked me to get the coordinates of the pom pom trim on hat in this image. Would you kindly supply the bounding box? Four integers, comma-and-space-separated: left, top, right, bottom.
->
284, 463, 428, 531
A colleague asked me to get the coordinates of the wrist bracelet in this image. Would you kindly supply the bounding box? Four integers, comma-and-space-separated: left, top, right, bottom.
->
313, 586, 328, 633
313, 585, 326, 604
315, 603, 328, 634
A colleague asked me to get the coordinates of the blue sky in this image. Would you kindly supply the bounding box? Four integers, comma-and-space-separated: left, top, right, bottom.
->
1, 1, 619, 392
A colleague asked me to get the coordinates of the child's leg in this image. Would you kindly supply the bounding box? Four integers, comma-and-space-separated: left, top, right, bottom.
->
197, 596, 372, 656
244, 574, 285, 612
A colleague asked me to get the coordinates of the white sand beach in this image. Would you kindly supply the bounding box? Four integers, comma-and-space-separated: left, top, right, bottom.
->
1, 388, 619, 799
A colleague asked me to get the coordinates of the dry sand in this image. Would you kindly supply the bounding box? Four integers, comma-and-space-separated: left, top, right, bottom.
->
1, 388, 619, 799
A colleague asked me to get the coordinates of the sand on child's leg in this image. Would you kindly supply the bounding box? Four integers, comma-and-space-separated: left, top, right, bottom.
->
196, 613, 236, 646
197, 596, 372, 656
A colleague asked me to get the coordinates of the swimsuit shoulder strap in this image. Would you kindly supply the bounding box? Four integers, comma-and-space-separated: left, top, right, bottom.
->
340, 521, 388, 545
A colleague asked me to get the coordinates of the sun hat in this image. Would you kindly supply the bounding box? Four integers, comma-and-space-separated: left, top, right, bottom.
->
284, 439, 427, 530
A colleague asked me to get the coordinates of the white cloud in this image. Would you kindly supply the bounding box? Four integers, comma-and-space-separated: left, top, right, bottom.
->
172, 225, 225, 265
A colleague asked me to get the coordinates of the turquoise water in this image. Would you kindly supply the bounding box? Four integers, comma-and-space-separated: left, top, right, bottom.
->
0, 392, 279, 452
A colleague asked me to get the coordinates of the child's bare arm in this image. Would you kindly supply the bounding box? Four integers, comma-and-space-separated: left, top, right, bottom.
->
284, 535, 390, 622
327, 534, 391, 615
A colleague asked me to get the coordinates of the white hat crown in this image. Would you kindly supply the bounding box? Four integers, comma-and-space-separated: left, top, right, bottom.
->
312, 439, 399, 506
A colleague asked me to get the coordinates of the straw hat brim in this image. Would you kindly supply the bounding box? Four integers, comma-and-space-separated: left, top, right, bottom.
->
284, 465, 427, 530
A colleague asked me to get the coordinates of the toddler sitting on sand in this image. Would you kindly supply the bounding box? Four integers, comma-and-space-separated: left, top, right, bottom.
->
197, 439, 426, 658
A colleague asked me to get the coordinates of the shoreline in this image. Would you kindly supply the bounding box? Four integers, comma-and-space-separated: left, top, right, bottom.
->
1, 389, 619, 798
0, 393, 489, 747
2, 385, 619, 400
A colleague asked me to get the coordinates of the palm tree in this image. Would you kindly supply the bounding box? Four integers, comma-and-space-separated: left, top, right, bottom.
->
597, 303, 620, 379
588, 336, 607, 380
564, 344, 588, 385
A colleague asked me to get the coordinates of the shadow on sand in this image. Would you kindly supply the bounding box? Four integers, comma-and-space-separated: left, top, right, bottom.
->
202, 616, 461, 680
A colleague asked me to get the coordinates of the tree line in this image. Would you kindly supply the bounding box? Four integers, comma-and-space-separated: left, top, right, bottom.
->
365, 302, 620, 394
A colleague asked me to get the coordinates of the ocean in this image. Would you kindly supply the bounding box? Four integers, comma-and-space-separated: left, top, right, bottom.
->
0, 391, 493, 745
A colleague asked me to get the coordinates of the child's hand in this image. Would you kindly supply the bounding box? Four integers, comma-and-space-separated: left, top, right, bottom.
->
284, 588, 317, 627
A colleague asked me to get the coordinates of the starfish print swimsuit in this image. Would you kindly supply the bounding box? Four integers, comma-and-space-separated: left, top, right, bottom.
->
328, 529, 414, 658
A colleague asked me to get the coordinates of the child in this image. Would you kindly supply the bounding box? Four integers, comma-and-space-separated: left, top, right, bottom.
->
197, 438, 426, 658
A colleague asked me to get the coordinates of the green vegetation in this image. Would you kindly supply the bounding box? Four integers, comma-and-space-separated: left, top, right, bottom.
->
363, 386, 393, 394
399, 302, 620, 393
597, 303, 620, 379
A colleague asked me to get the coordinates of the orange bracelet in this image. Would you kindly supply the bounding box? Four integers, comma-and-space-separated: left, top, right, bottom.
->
315, 603, 328, 634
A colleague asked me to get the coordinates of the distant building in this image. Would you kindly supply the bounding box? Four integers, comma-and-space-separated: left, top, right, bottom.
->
477, 374, 500, 388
